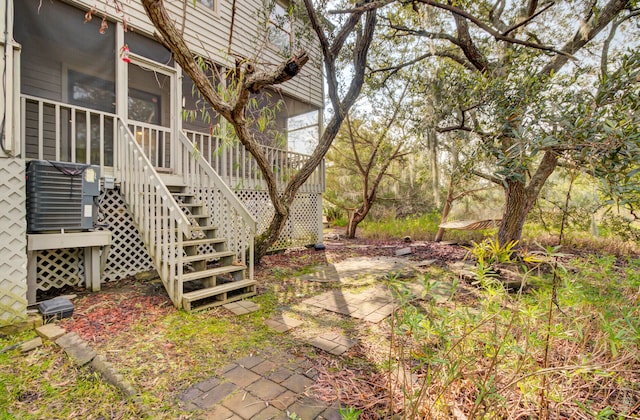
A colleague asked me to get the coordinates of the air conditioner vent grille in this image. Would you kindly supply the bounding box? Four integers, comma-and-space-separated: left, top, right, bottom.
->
26, 160, 100, 233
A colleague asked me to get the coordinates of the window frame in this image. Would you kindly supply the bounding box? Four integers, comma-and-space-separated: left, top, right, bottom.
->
267, 0, 293, 55
196, 0, 217, 15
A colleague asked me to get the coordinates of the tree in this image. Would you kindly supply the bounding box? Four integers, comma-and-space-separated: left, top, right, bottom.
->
325, 80, 412, 238
373, 0, 639, 244
136, 0, 379, 262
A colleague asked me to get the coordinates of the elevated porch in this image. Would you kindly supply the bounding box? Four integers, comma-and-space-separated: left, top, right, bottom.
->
21, 95, 324, 310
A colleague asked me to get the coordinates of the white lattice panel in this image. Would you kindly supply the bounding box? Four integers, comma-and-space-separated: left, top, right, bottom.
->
236, 191, 322, 251
35, 189, 154, 293
98, 189, 154, 280
31, 186, 321, 297
0, 158, 28, 326
36, 248, 84, 290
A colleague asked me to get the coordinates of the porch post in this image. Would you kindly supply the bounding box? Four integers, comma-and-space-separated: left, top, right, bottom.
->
114, 22, 127, 181
173, 66, 183, 176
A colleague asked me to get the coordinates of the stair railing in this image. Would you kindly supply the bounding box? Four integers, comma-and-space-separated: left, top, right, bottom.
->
116, 120, 191, 307
177, 131, 256, 281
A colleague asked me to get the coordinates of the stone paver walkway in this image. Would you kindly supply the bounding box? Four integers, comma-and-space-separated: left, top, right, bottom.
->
224, 300, 261, 315
179, 352, 340, 420
264, 314, 304, 333
184, 256, 444, 419
302, 287, 395, 323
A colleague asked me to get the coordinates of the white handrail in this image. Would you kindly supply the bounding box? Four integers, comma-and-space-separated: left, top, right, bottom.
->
178, 131, 256, 280
184, 129, 325, 193
117, 120, 191, 307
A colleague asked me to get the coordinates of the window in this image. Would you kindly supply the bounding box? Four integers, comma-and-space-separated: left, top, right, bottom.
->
268, 1, 292, 55
197, 0, 216, 12
128, 88, 161, 125
288, 110, 319, 155
68, 70, 116, 113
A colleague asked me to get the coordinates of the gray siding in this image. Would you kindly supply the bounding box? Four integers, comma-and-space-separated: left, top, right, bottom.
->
73, 0, 323, 108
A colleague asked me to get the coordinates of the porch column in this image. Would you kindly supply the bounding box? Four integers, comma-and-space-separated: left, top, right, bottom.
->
114, 22, 128, 182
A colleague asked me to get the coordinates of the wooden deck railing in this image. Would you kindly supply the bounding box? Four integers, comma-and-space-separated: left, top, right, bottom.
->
184, 130, 325, 193
21, 95, 117, 174
127, 121, 173, 171
178, 131, 256, 280
116, 120, 191, 307
20, 96, 324, 195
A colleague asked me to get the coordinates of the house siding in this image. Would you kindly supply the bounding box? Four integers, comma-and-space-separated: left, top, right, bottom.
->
69, 0, 323, 108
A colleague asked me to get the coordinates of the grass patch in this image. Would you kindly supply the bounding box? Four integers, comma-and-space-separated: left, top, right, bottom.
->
0, 332, 141, 419
358, 212, 494, 243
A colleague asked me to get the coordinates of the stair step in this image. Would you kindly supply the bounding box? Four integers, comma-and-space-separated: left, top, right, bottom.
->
183, 250, 236, 264
172, 192, 195, 198
188, 213, 210, 220
183, 237, 226, 247
182, 279, 257, 312
182, 264, 246, 283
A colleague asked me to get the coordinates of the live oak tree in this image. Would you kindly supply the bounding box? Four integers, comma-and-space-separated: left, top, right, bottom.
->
374, 0, 640, 244
134, 0, 379, 262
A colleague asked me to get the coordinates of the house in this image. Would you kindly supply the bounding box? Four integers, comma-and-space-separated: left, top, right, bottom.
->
0, 0, 324, 325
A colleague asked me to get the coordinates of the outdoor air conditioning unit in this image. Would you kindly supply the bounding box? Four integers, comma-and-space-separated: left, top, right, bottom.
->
26, 160, 101, 233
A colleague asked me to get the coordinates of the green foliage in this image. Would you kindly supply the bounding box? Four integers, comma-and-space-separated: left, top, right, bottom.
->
339, 406, 362, 420
359, 212, 487, 243
465, 238, 519, 266
384, 251, 640, 418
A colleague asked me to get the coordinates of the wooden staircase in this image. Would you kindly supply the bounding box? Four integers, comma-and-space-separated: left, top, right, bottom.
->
170, 186, 257, 311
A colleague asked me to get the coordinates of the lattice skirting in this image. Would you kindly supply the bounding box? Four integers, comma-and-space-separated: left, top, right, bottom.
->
0, 157, 28, 326
34, 188, 154, 292
34, 188, 322, 293
237, 190, 322, 250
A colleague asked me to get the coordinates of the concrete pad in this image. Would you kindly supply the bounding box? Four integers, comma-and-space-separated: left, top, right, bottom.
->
284, 396, 328, 420
224, 300, 260, 315
246, 378, 287, 400
267, 367, 295, 384
308, 333, 357, 355
204, 405, 241, 420
236, 355, 264, 369
270, 390, 298, 410
280, 373, 314, 393
36, 324, 66, 341
416, 259, 438, 267
224, 365, 261, 387
251, 359, 278, 375
396, 247, 413, 256
195, 382, 238, 409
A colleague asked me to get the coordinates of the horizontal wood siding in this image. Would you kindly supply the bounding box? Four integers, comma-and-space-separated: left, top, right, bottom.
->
21, 54, 62, 101
72, 0, 323, 108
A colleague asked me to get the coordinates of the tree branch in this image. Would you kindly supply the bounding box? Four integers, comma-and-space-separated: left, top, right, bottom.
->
415, 0, 576, 59
539, 0, 628, 78
503, 1, 554, 37
472, 169, 502, 186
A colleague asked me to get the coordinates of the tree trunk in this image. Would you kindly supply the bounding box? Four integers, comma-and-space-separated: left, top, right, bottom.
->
346, 207, 367, 239
497, 180, 531, 245
428, 130, 440, 208
254, 208, 289, 262
434, 177, 455, 242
